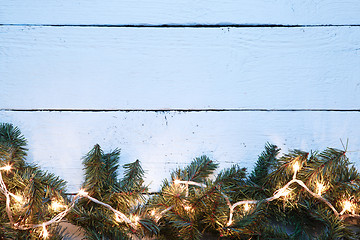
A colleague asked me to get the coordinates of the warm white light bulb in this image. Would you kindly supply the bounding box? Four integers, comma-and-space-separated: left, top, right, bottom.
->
115, 214, 123, 222
13, 194, 24, 203
174, 179, 181, 185
150, 210, 156, 216
1, 165, 12, 171
244, 203, 250, 212
293, 162, 300, 173
41, 223, 49, 239
184, 205, 192, 212
78, 189, 88, 197
281, 189, 291, 197
316, 182, 324, 196
343, 200, 352, 212
51, 201, 65, 211
133, 215, 140, 225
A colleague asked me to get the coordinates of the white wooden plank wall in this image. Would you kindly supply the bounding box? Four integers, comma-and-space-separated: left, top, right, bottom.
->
1, 1, 360, 192
2, 0, 360, 25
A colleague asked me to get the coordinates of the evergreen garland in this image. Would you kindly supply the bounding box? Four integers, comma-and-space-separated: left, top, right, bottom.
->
1, 123, 360, 239
148, 144, 360, 239
67, 144, 158, 240
0, 123, 68, 239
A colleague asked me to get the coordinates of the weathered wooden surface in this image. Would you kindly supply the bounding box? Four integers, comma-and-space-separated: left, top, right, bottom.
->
1, 26, 359, 110
1, 111, 359, 191
1, 1, 359, 240
1, 0, 360, 25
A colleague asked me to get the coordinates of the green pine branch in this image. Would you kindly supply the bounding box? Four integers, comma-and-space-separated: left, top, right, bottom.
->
248, 142, 280, 186
0, 123, 28, 169
171, 155, 218, 183
120, 159, 145, 191
0, 123, 68, 239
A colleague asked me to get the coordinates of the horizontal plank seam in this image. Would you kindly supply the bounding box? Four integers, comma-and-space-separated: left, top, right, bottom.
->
1, 24, 360, 28
1, 109, 360, 112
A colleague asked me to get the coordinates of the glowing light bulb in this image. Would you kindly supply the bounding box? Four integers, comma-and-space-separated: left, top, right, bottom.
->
316, 182, 324, 196
133, 215, 140, 225
343, 200, 353, 213
184, 205, 192, 212
115, 214, 123, 222
281, 189, 291, 197
174, 179, 181, 185
41, 223, 49, 239
51, 201, 65, 211
293, 162, 300, 173
13, 194, 24, 203
78, 189, 88, 197
244, 203, 250, 212
150, 210, 156, 216
1, 165, 12, 171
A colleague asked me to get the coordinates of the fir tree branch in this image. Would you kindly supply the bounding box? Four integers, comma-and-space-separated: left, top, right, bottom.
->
248, 143, 280, 186
120, 159, 144, 191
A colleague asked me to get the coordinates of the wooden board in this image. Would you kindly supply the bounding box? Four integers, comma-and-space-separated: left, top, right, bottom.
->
1, 26, 360, 110
1, 0, 360, 25
1, 111, 359, 191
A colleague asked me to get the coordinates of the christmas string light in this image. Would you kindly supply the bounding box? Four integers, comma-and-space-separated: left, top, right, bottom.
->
184, 205, 192, 211
81, 192, 137, 228
243, 203, 250, 212
0, 166, 138, 239
174, 179, 206, 197
340, 200, 355, 215
292, 161, 300, 178
225, 162, 341, 225
150, 179, 207, 221
2, 159, 360, 238
41, 223, 49, 239
0, 165, 12, 171
158, 205, 174, 218
51, 200, 66, 212
162, 161, 360, 228
78, 189, 88, 197
316, 182, 325, 196
174, 179, 206, 188
150, 209, 156, 216
10, 193, 25, 204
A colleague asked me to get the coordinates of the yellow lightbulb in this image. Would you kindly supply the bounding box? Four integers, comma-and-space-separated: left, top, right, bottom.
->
1, 165, 12, 171
316, 182, 324, 196
244, 203, 250, 212
293, 162, 300, 173
133, 215, 140, 225
343, 200, 353, 212
184, 205, 192, 212
41, 223, 49, 239
78, 189, 88, 197
281, 189, 291, 197
13, 194, 24, 203
115, 214, 123, 222
51, 201, 65, 212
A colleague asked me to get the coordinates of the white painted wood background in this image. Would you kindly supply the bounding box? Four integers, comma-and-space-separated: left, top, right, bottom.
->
1, 1, 360, 192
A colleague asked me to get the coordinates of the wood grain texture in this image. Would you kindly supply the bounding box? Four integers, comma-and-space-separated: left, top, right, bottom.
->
1, 26, 360, 110
1, 111, 359, 191
1, 0, 360, 25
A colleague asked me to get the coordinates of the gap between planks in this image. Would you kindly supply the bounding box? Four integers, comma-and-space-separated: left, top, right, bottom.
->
1, 109, 360, 113
1, 24, 360, 28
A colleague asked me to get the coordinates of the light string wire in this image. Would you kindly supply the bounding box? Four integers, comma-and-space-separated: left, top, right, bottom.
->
163, 163, 360, 227
2, 161, 360, 238
0, 166, 137, 238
